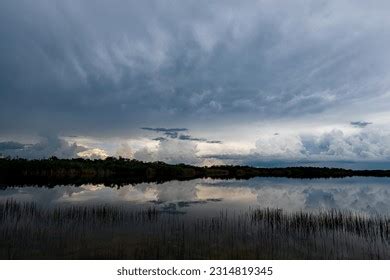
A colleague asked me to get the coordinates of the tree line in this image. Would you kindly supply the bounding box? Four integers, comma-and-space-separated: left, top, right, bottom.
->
1, 157, 390, 187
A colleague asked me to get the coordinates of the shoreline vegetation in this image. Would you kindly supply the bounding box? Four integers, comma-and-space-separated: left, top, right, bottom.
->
2, 157, 390, 186
1, 200, 389, 259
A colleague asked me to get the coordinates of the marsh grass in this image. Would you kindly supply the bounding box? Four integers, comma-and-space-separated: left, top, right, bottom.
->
0, 200, 389, 259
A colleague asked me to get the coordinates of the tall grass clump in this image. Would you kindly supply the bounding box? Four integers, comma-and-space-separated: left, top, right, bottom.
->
0, 200, 389, 259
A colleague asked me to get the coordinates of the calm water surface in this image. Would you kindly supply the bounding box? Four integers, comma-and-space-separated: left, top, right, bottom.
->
2, 177, 390, 216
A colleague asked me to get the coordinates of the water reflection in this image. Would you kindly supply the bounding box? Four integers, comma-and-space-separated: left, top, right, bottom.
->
1, 177, 390, 216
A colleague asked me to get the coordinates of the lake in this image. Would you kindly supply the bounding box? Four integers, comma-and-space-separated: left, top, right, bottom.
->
1, 177, 390, 216
1, 177, 390, 259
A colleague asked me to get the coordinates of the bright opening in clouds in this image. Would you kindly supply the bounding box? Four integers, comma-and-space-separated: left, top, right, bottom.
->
1, 0, 390, 168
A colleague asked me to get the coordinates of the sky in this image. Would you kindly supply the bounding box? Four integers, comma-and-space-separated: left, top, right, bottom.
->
1, 0, 390, 168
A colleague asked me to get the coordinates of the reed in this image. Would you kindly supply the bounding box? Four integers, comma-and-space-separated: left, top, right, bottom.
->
0, 200, 389, 259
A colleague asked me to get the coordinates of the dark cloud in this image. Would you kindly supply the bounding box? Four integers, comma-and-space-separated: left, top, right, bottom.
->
0, 141, 26, 150
177, 134, 222, 143
178, 134, 203, 141
178, 134, 222, 143
143, 127, 222, 144
152, 137, 168, 141
141, 127, 188, 139
141, 128, 188, 133
350, 121, 372, 128
1, 1, 390, 137
2, 0, 390, 167
205, 140, 223, 144
0, 135, 86, 159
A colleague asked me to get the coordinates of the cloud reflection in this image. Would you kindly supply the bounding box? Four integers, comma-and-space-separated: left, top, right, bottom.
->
2, 177, 390, 216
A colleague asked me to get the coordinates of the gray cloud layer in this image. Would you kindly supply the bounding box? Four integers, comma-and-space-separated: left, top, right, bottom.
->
2, 1, 390, 167
1, 0, 390, 137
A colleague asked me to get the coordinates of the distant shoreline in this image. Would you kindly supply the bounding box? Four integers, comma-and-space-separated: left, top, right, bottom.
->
1, 157, 390, 186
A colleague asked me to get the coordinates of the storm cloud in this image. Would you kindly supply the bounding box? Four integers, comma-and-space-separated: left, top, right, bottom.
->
350, 121, 372, 128
1, 0, 390, 166
141, 127, 188, 139
1, 1, 390, 134
142, 127, 222, 143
